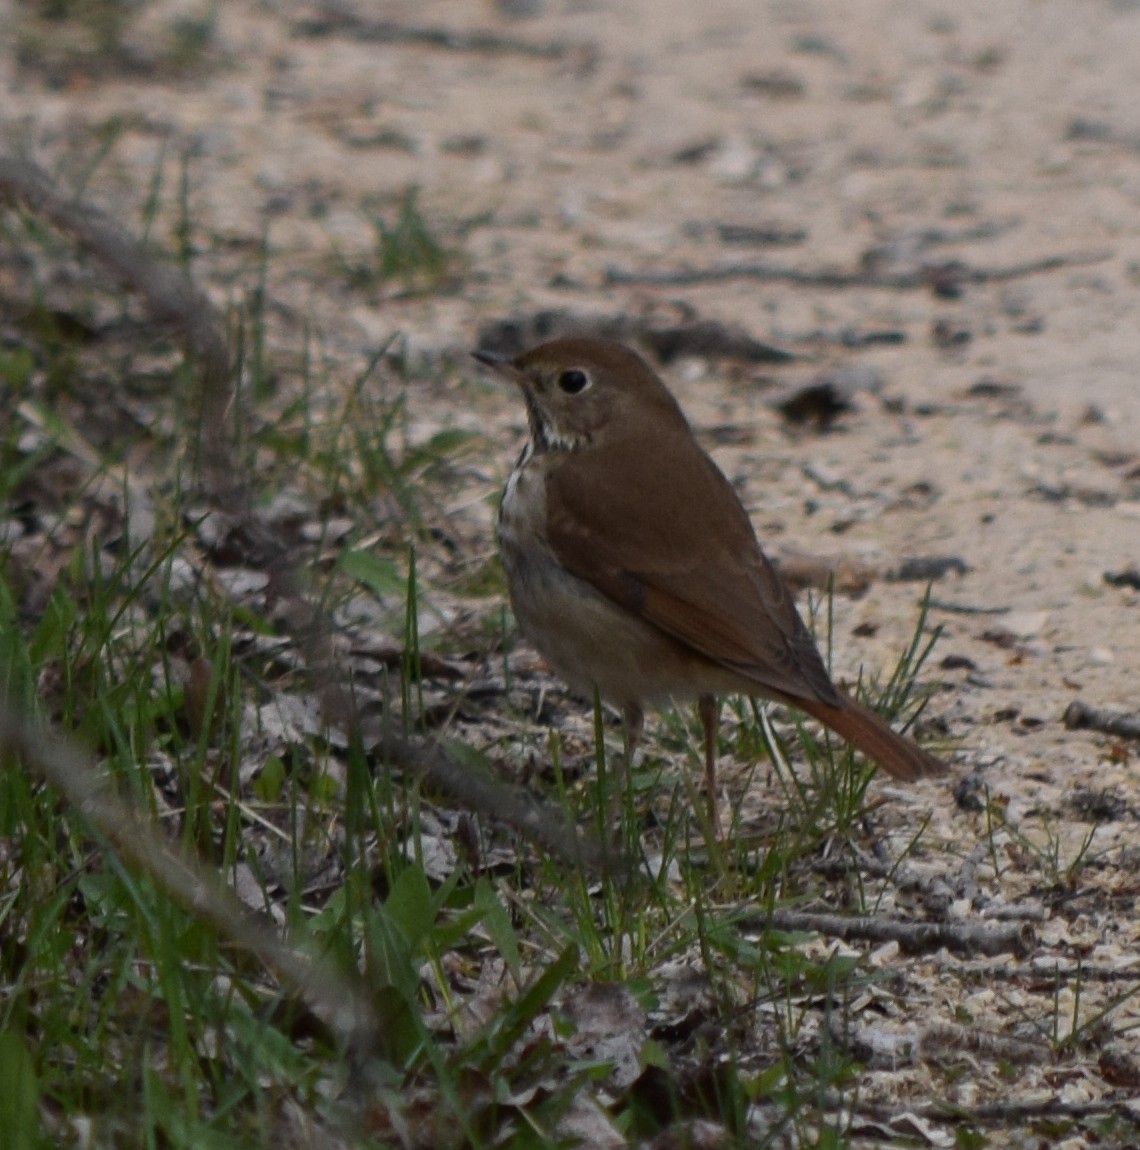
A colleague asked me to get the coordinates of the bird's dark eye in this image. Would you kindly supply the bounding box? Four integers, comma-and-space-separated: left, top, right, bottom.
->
558, 368, 590, 395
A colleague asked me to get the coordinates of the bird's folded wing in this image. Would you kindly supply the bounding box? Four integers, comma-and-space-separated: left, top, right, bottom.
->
546, 434, 843, 706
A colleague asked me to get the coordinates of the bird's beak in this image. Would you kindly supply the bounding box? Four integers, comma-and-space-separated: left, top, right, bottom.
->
473, 348, 530, 388
471, 348, 509, 367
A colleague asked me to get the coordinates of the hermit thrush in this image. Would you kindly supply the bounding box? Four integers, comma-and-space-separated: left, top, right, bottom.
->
476, 338, 946, 822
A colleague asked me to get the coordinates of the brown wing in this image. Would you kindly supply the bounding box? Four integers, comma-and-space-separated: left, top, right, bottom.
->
546, 422, 843, 708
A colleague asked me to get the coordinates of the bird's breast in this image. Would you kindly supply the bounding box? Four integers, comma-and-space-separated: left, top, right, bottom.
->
497, 447, 748, 708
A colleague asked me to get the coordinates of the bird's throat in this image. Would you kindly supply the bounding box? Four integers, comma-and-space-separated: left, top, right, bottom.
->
524, 395, 590, 455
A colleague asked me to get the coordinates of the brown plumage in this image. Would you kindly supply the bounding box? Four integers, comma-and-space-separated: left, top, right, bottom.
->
478, 337, 947, 823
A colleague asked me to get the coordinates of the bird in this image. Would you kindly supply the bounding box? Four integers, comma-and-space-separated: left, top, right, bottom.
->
475, 336, 947, 826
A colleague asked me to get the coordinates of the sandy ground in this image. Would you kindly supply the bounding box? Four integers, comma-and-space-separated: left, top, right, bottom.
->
7, 0, 1137, 809
4, 0, 1140, 1139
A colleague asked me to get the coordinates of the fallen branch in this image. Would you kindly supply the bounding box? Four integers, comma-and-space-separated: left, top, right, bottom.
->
863, 1094, 1133, 1125
936, 957, 1140, 983
369, 730, 614, 874
604, 250, 1111, 291
291, 11, 581, 60
756, 907, 1035, 957
1064, 699, 1140, 740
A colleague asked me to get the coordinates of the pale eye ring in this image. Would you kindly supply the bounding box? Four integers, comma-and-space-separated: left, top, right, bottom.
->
558, 368, 590, 395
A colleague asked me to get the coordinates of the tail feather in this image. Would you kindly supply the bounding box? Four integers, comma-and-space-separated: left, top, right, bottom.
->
797, 694, 947, 781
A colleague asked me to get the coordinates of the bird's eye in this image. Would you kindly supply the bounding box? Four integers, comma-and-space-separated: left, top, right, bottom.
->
558, 368, 590, 395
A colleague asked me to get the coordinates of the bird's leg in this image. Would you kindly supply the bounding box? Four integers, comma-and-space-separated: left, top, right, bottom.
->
697, 693, 722, 834
610, 702, 643, 825
622, 702, 644, 770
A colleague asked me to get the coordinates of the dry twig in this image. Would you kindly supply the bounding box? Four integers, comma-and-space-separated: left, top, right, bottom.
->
604, 250, 1111, 291
291, 11, 582, 60
1064, 699, 1140, 741
757, 907, 1035, 957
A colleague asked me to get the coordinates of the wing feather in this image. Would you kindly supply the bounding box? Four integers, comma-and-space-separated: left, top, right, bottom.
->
546, 425, 842, 706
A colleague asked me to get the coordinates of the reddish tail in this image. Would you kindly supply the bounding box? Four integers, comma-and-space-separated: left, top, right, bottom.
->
797, 695, 947, 782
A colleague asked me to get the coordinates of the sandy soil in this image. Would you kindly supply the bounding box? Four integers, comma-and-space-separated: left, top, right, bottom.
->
9, 0, 1136, 811
4, 0, 1140, 1139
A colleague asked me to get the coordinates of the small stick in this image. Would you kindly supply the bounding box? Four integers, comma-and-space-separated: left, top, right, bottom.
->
1063, 699, 1140, 740
750, 907, 1035, 957
604, 250, 1111, 290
